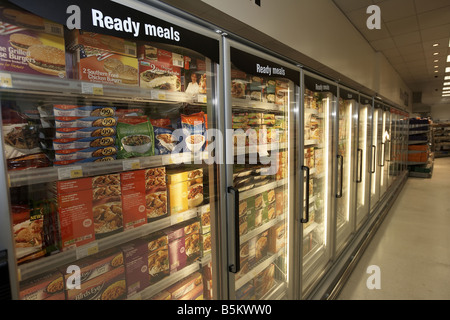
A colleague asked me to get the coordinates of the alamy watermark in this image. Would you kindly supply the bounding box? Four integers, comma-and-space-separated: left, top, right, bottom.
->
366, 265, 381, 290
366, 5, 381, 30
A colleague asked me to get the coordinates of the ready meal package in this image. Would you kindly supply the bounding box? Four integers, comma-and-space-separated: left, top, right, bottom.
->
144, 167, 168, 222
121, 239, 150, 298
66, 265, 126, 300
167, 168, 203, 215
55, 174, 124, 250
144, 231, 169, 284
12, 197, 60, 265
68, 47, 138, 86
166, 272, 203, 300
164, 218, 200, 274
120, 170, 147, 230
180, 112, 207, 153
139, 58, 182, 91
19, 269, 65, 300
66, 30, 137, 58
0, 7, 66, 78
150, 118, 177, 155
60, 248, 123, 294
116, 116, 154, 159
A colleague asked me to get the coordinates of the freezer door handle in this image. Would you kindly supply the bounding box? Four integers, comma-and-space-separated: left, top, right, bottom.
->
336, 155, 344, 198
379, 142, 385, 167
357, 148, 363, 183
301, 165, 310, 223
227, 186, 240, 274
371, 145, 376, 173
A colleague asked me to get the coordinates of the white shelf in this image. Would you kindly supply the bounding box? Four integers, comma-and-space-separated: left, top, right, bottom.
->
8, 152, 209, 187
231, 98, 285, 112
239, 178, 287, 200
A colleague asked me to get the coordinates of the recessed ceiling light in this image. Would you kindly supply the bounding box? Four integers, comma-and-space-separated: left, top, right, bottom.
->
434, 65, 439, 68
434, 52, 439, 55
434, 59, 439, 63
446, 67, 450, 73
444, 82, 450, 86
443, 91, 450, 94
445, 76, 450, 80
434, 70, 439, 73
442, 94, 450, 97
447, 55, 450, 63
443, 87, 450, 91
433, 43, 439, 47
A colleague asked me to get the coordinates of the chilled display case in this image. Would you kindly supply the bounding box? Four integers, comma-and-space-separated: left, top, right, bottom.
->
301, 71, 336, 296
224, 40, 298, 300
370, 101, 382, 211
0, 0, 223, 300
355, 95, 372, 229
334, 86, 358, 256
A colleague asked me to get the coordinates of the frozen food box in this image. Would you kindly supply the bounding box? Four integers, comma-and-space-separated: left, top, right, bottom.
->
0, 21, 66, 78
145, 167, 168, 222
137, 45, 184, 67
122, 238, 150, 298
53, 127, 117, 139
139, 58, 181, 91
144, 231, 169, 284
116, 116, 155, 159
255, 263, 275, 299
53, 105, 116, 117
66, 265, 126, 300
60, 248, 123, 288
56, 178, 96, 250
164, 218, 200, 274
52, 136, 116, 151
167, 168, 203, 214
56, 174, 124, 249
268, 222, 286, 254
19, 269, 65, 300
255, 230, 269, 262
120, 170, 147, 230
67, 30, 137, 57
69, 48, 138, 86
166, 272, 203, 300
0, 4, 64, 36
51, 116, 118, 129
200, 204, 211, 234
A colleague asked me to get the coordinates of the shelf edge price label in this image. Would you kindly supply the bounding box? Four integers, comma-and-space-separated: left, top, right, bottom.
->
0, 72, 12, 88
76, 241, 99, 260
123, 159, 141, 171
58, 166, 83, 180
81, 82, 104, 95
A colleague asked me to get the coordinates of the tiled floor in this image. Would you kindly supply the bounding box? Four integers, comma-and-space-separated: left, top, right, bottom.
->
337, 157, 450, 300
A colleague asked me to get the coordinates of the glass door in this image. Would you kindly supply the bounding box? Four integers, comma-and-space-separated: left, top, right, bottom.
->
0, 0, 223, 300
224, 40, 298, 300
379, 106, 390, 197
301, 72, 336, 297
370, 102, 383, 211
355, 95, 372, 229
334, 86, 357, 256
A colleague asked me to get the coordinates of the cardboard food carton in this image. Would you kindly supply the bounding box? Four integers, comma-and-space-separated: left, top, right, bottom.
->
120, 170, 147, 230
68, 47, 138, 86
145, 167, 168, 222
19, 270, 65, 300
122, 239, 149, 297
167, 168, 203, 215
166, 272, 203, 300
144, 231, 169, 284
66, 265, 126, 300
67, 30, 137, 57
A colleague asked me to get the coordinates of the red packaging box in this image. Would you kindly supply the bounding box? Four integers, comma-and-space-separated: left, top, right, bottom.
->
57, 179, 95, 250
120, 170, 147, 230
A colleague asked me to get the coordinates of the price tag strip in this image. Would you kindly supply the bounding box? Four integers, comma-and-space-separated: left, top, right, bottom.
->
81, 82, 104, 95
0, 72, 13, 88
76, 241, 99, 260
57, 166, 83, 180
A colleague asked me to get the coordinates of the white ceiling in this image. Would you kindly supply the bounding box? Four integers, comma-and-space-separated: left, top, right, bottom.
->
332, 0, 450, 107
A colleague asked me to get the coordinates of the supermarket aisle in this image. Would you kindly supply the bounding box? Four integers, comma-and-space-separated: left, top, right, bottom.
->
338, 157, 450, 300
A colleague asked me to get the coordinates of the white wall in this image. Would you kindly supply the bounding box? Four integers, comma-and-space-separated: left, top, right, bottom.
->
201, 0, 412, 111
431, 104, 450, 121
